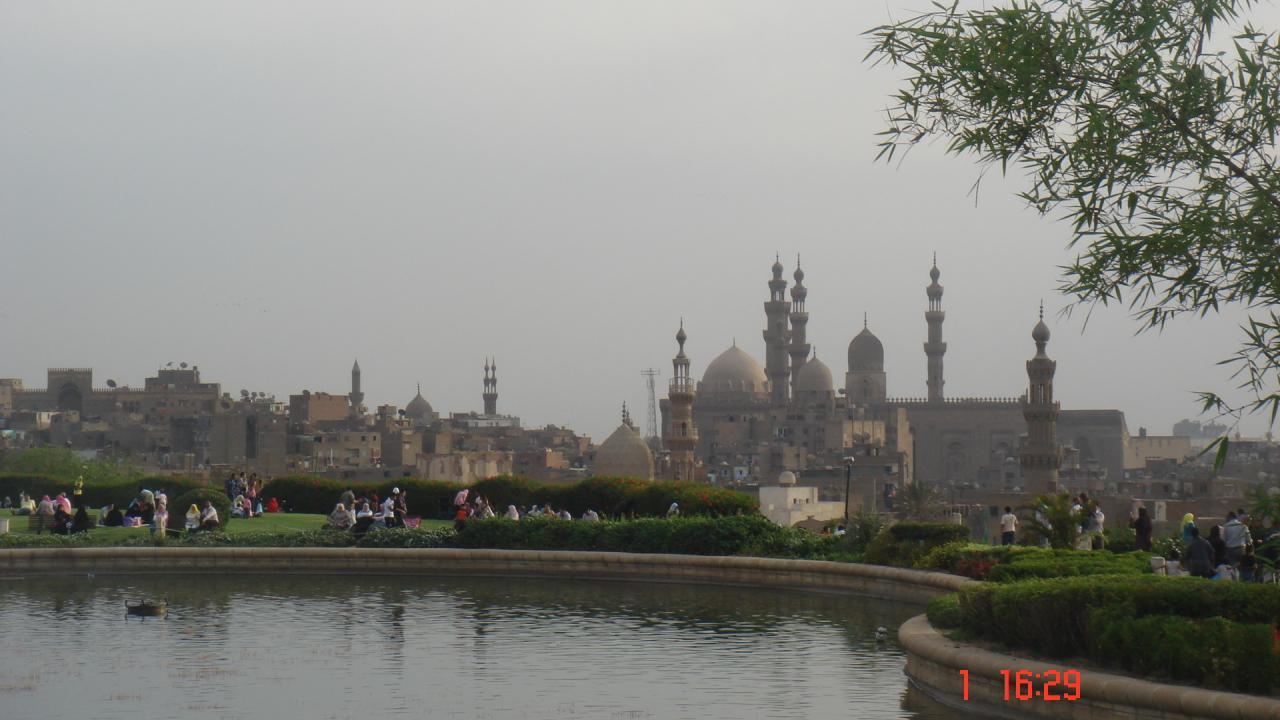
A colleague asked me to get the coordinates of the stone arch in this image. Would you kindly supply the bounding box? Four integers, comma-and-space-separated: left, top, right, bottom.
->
56, 383, 83, 413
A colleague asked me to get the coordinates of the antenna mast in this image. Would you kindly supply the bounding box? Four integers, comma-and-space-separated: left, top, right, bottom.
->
640, 368, 660, 445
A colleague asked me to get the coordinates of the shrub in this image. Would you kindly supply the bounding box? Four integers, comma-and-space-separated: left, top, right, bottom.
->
453, 515, 800, 556
864, 521, 969, 567
1103, 526, 1138, 553
927, 593, 962, 629
169, 488, 231, 531
950, 575, 1280, 692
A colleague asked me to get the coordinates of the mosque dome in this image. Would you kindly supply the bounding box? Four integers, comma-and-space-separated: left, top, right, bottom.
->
701, 344, 768, 394
795, 356, 834, 394
405, 386, 434, 420
593, 423, 655, 480
777, 470, 797, 486
847, 327, 884, 372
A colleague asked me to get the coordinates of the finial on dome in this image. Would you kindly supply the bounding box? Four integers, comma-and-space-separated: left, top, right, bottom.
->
1032, 302, 1051, 351
676, 318, 687, 350
416, 382, 421, 394
864, 312, 868, 329
929, 253, 941, 283
1039, 300, 1044, 321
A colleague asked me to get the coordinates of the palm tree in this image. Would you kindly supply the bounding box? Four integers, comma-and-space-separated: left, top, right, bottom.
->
899, 481, 944, 520
1020, 492, 1082, 550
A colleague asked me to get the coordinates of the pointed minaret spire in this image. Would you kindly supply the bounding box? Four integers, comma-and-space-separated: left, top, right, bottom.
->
864, 312, 868, 329
925, 255, 946, 403
349, 358, 364, 417
482, 356, 498, 415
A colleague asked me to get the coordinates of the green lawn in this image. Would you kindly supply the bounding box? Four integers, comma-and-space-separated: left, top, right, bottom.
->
1, 510, 450, 540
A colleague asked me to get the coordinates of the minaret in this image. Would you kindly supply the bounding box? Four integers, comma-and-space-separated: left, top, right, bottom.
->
349, 359, 364, 417
665, 320, 698, 481
763, 255, 791, 405
924, 254, 947, 403
1020, 303, 1062, 493
483, 358, 498, 416
787, 256, 811, 395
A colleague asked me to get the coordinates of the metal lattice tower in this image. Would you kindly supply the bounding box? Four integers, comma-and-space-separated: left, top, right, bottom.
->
640, 369, 660, 443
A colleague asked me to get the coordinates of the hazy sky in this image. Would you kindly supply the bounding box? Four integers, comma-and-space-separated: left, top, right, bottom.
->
2, 1, 1275, 441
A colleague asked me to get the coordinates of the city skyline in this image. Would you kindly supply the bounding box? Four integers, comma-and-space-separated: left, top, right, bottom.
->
2, 1, 1273, 442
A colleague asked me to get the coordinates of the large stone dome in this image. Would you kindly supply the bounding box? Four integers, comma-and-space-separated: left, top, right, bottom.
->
701, 344, 768, 394
847, 327, 884, 372
795, 356, 834, 394
405, 386, 434, 421
593, 423, 654, 480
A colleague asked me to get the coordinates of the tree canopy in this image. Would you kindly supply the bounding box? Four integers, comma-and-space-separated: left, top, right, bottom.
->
867, 0, 1280, 435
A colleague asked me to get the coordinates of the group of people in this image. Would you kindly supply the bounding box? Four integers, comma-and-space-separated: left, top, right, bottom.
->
326, 487, 412, 535
1177, 510, 1273, 581
450, 490, 626, 529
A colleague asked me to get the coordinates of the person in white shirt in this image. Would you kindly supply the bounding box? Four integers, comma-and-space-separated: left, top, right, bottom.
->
1000, 506, 1018, 545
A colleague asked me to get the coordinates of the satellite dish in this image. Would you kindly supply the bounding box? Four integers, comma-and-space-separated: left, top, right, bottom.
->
240, 389, 249, 398
180, 362, 188, 369
106, 379, 117, 388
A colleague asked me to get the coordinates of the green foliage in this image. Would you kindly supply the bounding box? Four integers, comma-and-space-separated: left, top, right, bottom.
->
898, 481, 944, 520
451, 515, 832, 557
916, 543, 1149, 581
169, 488, 231, 530
1103, 526, 1137, 553
952, 575, 1280, 691
863, 521, 970, 567
1019, 493, 1081, 549
1247, 484, 1280, 528
1154, 535, 1185, 561
837, 510, 886, 554
926, 593, 962, 629
867, 0, 1280, 425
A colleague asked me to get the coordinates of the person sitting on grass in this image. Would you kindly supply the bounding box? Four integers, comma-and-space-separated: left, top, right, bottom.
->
264, 497, 280, 514
352, 502, 381, 537
104, 504, 124, 527
232, 495, 248, 518
152, 499, 169, 537
199, 500, 219, 531
327, 502, 355, 530
71, 505, 93, 534
185, 504, 200, 534
51, 504, 73, 535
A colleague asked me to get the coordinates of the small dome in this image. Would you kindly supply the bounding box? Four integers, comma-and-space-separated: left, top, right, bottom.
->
594, 423, 654, 480
405, 386, 434, 420
848, 327, 884, 372
772, 257, 784, 276
777, 470, 797, 486
930, 265, 940, 283
701, 344, 768, 394
676, 323, 687, 347
793, 265, 805, 283
795, 356, 833, 394
1033, 319, 1051, 344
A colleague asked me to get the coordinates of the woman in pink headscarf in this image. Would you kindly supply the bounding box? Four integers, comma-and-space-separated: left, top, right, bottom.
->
55, 493, 72, 515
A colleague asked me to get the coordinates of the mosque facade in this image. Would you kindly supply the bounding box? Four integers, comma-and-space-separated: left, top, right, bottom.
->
660, 257, 1129, 491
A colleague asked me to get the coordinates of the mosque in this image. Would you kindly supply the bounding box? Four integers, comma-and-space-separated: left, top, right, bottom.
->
657, 257, 1132, 492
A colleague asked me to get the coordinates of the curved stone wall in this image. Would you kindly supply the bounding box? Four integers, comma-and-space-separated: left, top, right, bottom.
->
0, 547, 972, 604
900, 615, 1280, 720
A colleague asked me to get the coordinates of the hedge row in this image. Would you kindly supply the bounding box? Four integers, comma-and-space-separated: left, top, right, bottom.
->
0, 472, 210, 508
936, 576, 1280, 693
451, 515, 835, 557
255, 475, 758, 518
862, 521, 970, 567
915, 543, 1151, 582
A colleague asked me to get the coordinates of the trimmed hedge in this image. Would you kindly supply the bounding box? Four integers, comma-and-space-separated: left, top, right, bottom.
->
915, 543, 1151, 582
949, 576, 1280, 692
0, 472, 210, 509
863, 521, 970, 567
258, 474, 758, 518
451, 515, 834, 557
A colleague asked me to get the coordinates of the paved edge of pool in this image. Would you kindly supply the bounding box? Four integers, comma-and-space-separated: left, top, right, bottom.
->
0, 546, 970, 604
900, 614, 1280, 720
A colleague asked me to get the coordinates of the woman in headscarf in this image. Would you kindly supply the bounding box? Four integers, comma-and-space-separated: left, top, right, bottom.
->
327, 503, 355, 530
1181, 513, 1197, 544
1131, 506, 1153, 552
667, 502, 680, 518
185, 504, 201, 534
504, 505, 520, 520
71, 505, 93, 534
55, 493, 72, 515
199, 501, 220, 531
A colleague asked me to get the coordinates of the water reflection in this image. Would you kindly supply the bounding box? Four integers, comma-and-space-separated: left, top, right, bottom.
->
0, 574, 975, 719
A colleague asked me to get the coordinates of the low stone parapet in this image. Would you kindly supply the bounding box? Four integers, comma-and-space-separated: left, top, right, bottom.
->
0, 547, 971, 603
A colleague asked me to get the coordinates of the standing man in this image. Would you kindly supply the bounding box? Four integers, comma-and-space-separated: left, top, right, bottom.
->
1223, 511, 1253, 567
1000, 506, 1018, 546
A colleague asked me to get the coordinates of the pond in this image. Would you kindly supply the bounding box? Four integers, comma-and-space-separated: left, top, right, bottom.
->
0, 574, 978, 719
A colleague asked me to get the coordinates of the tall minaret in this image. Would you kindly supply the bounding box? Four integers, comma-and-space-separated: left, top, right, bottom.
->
787, 256, 811, 394
349, 359, 364, 416
483, 358, 498, 415
1020, 304, 1062, 493
665, 320, 698, 481
763, 255, 791, 405
924, 254, 947, 403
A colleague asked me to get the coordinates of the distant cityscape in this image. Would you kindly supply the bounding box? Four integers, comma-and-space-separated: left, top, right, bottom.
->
1, 257, 1275, 535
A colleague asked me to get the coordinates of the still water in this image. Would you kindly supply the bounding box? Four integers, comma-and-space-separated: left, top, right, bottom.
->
0, 574, 974, 720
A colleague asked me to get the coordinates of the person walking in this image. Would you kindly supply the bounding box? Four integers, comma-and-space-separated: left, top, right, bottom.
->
1000, 506, 1018, 546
